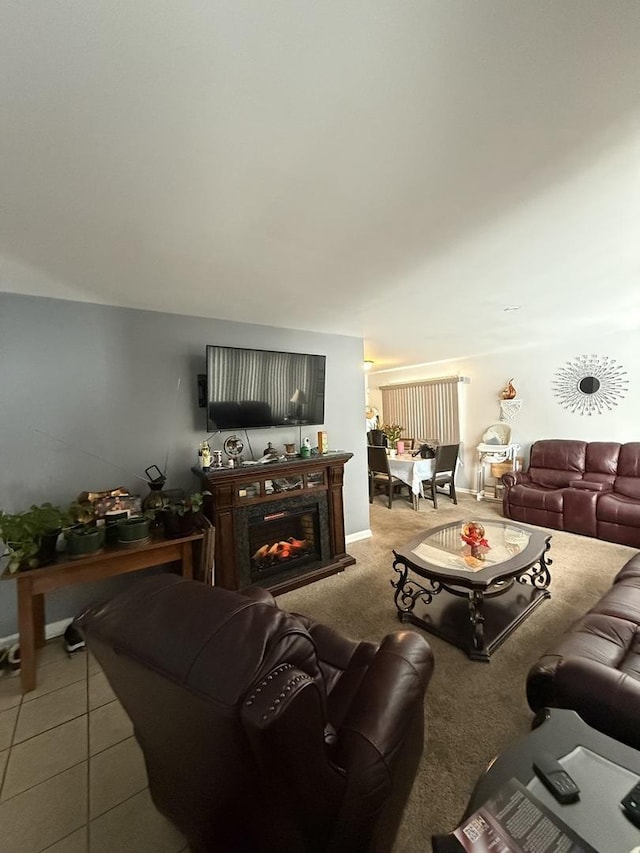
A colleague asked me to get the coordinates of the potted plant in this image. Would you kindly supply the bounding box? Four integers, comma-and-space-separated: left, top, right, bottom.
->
381, 423, 403, 454
161, 493, 203, 539
116, 516, 151, 546
0, 503, 69, 573
65, 523, 106, 559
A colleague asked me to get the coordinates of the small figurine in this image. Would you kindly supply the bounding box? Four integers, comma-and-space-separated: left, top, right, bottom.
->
263, 441, 278, 459
501, 379, 517, 400
300, 437, 311, 458
199, 441, 212, 470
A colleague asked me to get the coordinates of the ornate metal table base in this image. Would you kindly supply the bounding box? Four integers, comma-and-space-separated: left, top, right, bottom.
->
392, 553, 551, 662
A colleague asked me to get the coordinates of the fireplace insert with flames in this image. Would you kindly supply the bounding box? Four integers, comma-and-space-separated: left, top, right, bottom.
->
249, 506, 321, 582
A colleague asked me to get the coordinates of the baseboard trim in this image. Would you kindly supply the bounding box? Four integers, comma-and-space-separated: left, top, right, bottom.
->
346, 528, 372, 544
1, 617, 72, 649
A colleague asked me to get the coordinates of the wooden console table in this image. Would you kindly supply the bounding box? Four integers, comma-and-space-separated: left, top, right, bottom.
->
2, 532, 204, 693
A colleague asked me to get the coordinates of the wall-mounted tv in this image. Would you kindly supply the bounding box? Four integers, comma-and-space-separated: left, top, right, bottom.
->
205, 345, 326, 431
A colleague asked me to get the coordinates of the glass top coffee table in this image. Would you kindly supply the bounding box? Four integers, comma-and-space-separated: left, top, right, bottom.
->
392, 520, 552, 661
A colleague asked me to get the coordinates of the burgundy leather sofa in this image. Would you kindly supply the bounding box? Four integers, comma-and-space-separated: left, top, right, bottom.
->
76, 574, 434, 853
526, 552, 640, 750
502, 439, 640, 548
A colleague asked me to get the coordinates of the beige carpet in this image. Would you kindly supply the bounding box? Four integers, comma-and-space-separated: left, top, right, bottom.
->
278, 491, 637, 853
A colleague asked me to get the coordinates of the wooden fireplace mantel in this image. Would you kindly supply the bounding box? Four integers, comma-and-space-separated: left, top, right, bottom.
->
192, 452, 355, 595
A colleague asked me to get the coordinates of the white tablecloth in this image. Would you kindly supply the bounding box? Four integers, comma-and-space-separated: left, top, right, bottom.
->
387, 454, 436, 497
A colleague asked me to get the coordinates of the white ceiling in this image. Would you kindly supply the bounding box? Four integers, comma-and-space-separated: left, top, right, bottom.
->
2, 2, 640, 370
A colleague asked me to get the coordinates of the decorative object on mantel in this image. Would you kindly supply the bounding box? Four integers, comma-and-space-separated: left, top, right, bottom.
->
198, 441, 212, 470
223, 434, 244, 465
553, 354, 629, 415
263, 441, 278, 460
299, 437, 311, 458
317, 431, 328, 454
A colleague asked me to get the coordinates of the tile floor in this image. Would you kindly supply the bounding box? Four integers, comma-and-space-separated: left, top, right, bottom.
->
0, 641, 189, 853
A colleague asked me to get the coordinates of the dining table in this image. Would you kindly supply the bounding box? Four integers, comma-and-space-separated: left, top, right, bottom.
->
387, 453, 436, 509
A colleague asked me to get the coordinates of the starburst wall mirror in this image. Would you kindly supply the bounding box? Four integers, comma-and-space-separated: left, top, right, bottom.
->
552, 355, 629, 415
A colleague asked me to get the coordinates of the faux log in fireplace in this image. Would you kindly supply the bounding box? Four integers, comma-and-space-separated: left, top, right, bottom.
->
193, 452, 355, 594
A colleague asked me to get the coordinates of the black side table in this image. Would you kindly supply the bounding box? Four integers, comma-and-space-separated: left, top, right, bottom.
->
434, 709, 640, 852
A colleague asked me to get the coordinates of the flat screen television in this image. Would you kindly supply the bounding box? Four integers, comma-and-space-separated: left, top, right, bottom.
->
205, 345, 326, 431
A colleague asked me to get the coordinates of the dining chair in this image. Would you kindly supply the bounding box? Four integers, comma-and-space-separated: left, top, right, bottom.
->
421, 444, 459, 509
368, 445, 407, 508
368, 429, 387, 446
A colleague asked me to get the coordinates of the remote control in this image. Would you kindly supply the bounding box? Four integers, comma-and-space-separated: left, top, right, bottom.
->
533, 752, 580, 804
621, 779, 640, 827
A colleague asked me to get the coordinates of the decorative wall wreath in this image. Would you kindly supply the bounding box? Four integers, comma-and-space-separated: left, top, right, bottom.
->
552, 355, 629, 415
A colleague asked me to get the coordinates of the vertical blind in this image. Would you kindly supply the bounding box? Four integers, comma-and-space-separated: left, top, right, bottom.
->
380, 376, 461, 444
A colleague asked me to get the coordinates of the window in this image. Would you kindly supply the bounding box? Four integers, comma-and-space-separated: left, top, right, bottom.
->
380, 375, 462, 444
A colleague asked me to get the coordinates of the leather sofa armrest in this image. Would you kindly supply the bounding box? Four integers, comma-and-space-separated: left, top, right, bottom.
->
241, 584, 277, 605
569, 480, 612, 492
502, 471, 528, 488
328, 631, 434, 853
337, 631, 434, 762
241, 664, 346, 841
553, 657, 640, 751
526, 654, 563, 711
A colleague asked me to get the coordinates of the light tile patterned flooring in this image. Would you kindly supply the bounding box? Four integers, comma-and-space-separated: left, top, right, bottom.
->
0, 641, 189, 853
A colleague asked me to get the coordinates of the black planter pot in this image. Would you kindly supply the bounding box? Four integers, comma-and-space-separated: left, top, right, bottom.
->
161, 511, 196, 539
36, 528, 61, 566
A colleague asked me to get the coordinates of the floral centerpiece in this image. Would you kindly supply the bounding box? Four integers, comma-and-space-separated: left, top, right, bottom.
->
460, 522, 491, 564
381, 423, 403, 448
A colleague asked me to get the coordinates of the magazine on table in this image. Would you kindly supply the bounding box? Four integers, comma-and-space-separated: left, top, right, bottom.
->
432, 777, 597, 853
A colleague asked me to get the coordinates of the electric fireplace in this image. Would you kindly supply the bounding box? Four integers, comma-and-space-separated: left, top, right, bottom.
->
194, 453, 355, 594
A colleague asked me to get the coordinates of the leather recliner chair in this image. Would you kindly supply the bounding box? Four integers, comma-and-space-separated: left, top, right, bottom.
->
75, 574, 434, 853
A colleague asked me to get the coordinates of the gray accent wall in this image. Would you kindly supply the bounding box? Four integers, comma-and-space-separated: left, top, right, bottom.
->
0, 293, 369, 638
